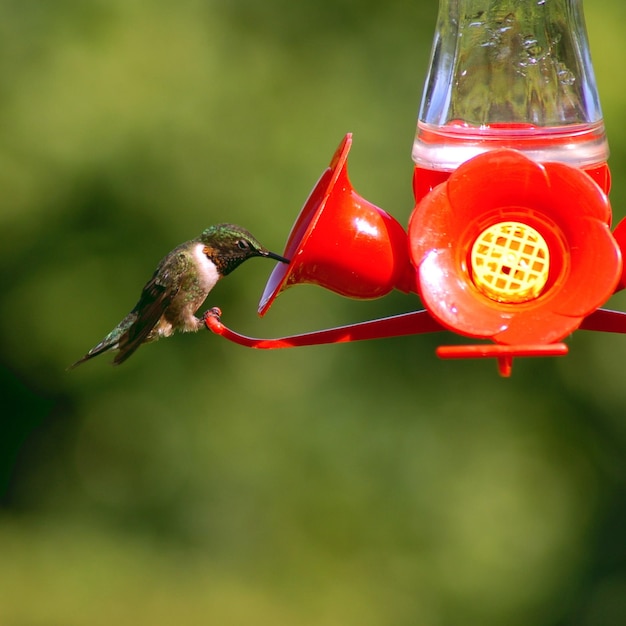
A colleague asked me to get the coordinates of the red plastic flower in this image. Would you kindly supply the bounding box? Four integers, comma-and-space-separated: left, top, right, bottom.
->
408, 149, 622, 345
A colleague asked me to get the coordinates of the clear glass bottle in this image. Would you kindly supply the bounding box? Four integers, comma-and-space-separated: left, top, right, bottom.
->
412, 0, 609, 197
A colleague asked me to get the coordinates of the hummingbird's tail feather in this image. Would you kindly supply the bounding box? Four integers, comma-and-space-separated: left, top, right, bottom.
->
68, 314, 137, 369
67, 336, 120, 369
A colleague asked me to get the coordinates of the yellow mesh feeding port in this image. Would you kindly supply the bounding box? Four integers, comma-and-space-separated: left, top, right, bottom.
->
470, 221, 550, 303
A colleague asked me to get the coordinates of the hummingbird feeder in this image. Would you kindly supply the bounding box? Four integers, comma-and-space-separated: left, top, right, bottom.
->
205, 0, 626, 376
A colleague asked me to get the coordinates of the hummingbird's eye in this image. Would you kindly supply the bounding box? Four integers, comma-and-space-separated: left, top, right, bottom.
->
236, 239, 251, 250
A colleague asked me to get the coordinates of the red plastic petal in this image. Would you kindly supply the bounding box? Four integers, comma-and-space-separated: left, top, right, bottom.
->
446, 150, 551, 221
550, 216, 621, 317
417, 249, 515, 338
612, 216, 626, 290
408, 183, 455, 268
541, 161, 612, 225
493, 308, 580, 345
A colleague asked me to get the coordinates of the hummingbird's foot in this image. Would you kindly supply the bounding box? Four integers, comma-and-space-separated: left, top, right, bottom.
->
203, 307, 222, 327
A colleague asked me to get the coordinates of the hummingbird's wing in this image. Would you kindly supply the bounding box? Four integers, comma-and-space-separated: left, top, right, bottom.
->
114, 252, 192, 365
113, 276, 172, 364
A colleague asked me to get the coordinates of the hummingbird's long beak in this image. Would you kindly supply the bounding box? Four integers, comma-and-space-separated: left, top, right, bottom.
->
262, 250, 290, 264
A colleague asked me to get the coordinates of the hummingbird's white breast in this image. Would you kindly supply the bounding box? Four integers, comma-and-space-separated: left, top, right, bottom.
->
192, 242, 220, 291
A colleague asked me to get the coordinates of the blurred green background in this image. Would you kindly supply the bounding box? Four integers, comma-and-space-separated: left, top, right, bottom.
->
1, 1, 625, 624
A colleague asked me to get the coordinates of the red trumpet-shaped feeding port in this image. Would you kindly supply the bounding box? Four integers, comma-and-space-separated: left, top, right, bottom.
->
408, 149, 622, 345
258, 134, 417, 315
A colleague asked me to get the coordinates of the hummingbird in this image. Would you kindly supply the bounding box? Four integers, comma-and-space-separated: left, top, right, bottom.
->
69, 223, 289, 368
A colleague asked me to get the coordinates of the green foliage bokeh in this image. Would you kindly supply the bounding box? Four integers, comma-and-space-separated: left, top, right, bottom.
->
1, 1, 625, 624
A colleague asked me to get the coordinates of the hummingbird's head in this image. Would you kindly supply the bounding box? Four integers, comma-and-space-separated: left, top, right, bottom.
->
200, 223, 290, 276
